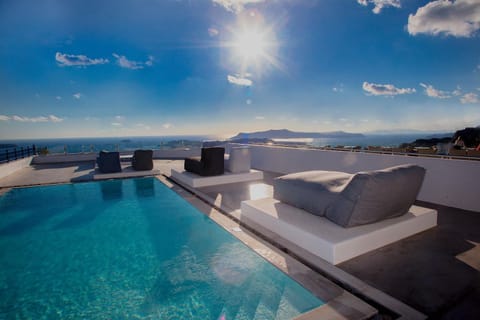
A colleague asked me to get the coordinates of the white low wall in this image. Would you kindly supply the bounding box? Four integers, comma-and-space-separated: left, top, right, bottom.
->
31, 148, 202, 164
238, 144, 480, 213
0, 157, 33, 180
32, 153, 97, 164
152, 148, 201, 159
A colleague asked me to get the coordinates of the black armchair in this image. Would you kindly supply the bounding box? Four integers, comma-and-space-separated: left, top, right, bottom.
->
132, 149, 153, 171
184, 147, 225, 176
97, 151, 122, 173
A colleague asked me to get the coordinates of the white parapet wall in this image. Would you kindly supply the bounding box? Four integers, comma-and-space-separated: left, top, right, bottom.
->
32, 153, 97, 164
232, 144, 480, 213
31, 148, 202, 164
0, 157, 33, 180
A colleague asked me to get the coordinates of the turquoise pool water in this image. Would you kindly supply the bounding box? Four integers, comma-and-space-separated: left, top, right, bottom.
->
0, 178, 323, 319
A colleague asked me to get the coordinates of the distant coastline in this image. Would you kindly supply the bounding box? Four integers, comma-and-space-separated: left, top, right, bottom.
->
3, 127, 475, 155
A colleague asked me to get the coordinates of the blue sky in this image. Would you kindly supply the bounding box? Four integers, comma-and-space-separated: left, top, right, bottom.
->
0, 0, 479, 139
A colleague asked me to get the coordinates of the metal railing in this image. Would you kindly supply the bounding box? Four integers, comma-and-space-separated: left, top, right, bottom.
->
0, 145, 37, 164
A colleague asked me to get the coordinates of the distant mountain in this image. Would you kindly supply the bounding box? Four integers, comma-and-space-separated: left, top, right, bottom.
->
453, 126, 480, 148
230, 129, 364, 140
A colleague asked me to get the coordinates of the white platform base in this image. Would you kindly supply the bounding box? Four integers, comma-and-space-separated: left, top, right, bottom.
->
171, 168, 263, 188
94, 167, 160, 180
240, 198, 437, 265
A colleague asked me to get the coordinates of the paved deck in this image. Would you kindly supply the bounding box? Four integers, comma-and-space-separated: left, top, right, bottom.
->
1, 159, 479, 318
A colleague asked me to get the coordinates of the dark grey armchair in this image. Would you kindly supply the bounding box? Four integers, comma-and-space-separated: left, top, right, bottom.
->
97, 151, 122, 173
184, 147, 225, 176
132, 149, 153, 171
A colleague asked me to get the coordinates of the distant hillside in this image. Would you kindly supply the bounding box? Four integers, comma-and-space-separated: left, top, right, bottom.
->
452, 126, 480, 148
230, 129, 364, 140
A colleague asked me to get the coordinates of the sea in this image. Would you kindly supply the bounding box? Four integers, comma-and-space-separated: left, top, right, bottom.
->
0, 133, 452, 159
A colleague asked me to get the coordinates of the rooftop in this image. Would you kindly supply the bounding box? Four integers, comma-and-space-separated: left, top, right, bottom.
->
1, 151, 479, 319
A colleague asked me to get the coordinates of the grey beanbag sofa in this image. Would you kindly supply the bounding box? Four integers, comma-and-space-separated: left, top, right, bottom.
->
273, 164, 426, 228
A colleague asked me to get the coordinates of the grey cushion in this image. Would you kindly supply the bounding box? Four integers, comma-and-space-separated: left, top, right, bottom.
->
273, 170, 353, 216
325, 164, 426, 227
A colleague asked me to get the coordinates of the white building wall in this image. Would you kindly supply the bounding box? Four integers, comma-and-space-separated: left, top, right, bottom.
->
239, 144, 480, 213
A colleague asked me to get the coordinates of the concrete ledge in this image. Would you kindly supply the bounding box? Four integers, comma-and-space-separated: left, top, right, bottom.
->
93, 167, 160, 180
171, 168, 263, 188
33, 153, 97, 164
0, 157, 33, 180
241, 198, 437, 265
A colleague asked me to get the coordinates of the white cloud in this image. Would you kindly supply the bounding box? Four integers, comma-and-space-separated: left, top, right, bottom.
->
420, 83, 451, 98
145, 56, 154, 67
12, 115, 47, 122
112, 53, 143, 70
452, 86, 462, 96
7, 115, 64, 123
73, 93, 82, 99
357, 0, 401, 14
111, 122, 122, 126
333, 84, 344, 93
408, 0, 480, 37
255, 116, 265, 120
227, 74, 253, 86
48, 115, 64, 123
460, 92, 479, 104
162, 123, 173, 129
115, 115, 125, 121
362, 81, 416, 96
212, 0, 264, 13
208, 27, 219, 37
0, 115, 10, 121
56, 96, 62, 100
56, 52, 109, 67
112, 54, 154, 70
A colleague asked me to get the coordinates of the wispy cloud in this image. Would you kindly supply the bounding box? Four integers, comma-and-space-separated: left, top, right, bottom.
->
49, 115, 64, 123
56, 52, 109, 67
255, 116, 265, 120
460, 92, 479, 104
111, 122, 123, 126
112, 54, 154, 70
56, 96, 62, 100
332, 83, 344, 93
420, 83, 451, 99
227, 74, 253, 86
408, 0, 480, 37
2, 115, 64, 123
362, 81, 416, 96
162, 123, 173, 129
145, 56, 154, 67
357, 0, 401, 14
73, 93, 82, 99
212, 0, 264, 13
208, 27, 219, 37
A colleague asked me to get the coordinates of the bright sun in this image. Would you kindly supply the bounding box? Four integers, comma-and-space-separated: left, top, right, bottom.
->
235, 30, 267, 60
225, 13, 281, 75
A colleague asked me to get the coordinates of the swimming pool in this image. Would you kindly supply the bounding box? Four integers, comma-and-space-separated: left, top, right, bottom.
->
0, 178, 323, 319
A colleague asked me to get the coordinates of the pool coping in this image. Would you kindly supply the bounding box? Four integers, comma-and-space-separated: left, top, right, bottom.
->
166, 174, 427, 320
157, 175, 378, 320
